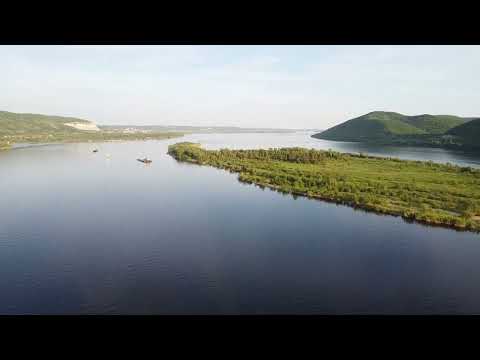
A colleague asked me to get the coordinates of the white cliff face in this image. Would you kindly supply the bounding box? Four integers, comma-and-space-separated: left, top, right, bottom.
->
64, 122, 100, 131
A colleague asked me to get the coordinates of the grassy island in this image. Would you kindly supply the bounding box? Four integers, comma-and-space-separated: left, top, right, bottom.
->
168, 142, 480, 232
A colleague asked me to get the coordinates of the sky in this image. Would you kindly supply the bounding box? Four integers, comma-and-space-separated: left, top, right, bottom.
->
1, 45, 479, 129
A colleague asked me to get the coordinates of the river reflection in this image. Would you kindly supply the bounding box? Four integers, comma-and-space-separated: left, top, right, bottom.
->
0, 133, 480, 314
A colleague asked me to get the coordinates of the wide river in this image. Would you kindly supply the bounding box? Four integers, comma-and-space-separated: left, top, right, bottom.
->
2, 132, 480, 314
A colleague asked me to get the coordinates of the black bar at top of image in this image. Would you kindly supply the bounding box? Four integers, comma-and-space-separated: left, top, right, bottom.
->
1, 6, 479, 45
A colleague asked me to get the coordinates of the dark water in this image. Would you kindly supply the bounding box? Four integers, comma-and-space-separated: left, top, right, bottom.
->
1, 133, 480, 314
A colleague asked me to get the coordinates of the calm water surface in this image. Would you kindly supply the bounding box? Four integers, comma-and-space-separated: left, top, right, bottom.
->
1, 132, 480, 314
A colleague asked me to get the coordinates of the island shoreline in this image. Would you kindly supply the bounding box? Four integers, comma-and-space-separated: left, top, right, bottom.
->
168, 142, 480, 233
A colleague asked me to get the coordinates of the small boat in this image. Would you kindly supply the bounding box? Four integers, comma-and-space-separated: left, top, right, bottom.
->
137, 157, 152, 164
92, 149, 98, 153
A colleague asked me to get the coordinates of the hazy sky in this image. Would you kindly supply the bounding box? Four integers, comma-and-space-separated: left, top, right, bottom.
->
1, 45, 479, 129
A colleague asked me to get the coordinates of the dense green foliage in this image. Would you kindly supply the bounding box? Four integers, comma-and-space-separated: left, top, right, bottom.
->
0, 111, 92, 135
0, 110, 183, 149
169, 142, 480, 232
315, 112, 426, 141
447, 118, 480, 146
313, 111, 475, 147
402, 114, 467, 134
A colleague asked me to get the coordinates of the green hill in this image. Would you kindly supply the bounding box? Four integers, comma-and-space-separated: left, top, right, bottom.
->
447, 118, 480, 145
0, 111, 95, 136
402, 114, 467, 134
0, 110, 184, 150
0, 110, 99, 149
313, 111, 472, 143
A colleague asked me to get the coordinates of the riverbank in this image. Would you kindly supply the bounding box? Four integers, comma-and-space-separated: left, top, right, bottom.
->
311, 133, 480, 151
168, 142, 480, 232
0, 131, 183, 151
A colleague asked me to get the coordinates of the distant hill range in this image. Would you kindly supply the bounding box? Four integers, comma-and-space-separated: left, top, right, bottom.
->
0, 111, 301, 136
312, 111, 480, 149
0, 110, 99, 135
99, 125, 300, 134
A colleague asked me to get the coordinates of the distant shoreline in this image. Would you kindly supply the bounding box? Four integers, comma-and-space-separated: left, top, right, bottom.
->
0, 132, 184, 151
311, 133, 480, 152
99, 125, 311, 134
